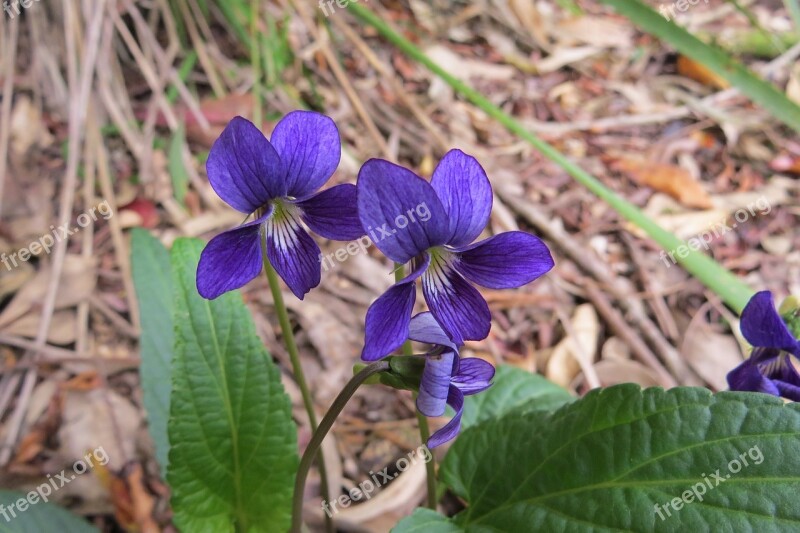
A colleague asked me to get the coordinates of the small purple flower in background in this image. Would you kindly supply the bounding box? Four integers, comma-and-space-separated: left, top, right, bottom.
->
196, 112, 363, 300
357, 149, 554, 361
408, 312, 494, 448
727, 291, 800, 400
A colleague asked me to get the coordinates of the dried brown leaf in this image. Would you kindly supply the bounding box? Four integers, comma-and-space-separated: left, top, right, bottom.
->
611, 157, 712, 209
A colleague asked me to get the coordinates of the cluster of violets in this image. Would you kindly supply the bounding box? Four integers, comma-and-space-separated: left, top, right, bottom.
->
195, 111, 554, 447
193, 110, 800, 446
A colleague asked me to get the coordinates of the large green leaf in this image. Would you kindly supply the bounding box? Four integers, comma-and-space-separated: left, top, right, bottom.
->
167, 238, 297, 532
0, 491, 99, 533
461, 365, 573, 430
393, 508, 462, 533
131, 229, 174, 472
401, 385, 800, 531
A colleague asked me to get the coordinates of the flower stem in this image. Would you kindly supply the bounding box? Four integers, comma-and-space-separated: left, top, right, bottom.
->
291, 361, 391, 533
413, 393, 436, 508
395, 263, 438, 510
261, 236, 333, 533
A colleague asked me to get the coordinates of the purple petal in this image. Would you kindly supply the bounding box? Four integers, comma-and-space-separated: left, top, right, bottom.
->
206, 116, 286, 213
452, 358, 495, 395
776, 356, 800, 387
740, 291, 800, 353
758, 351, 800, 386
361, 255, 430, 361
269, 111, 340, 198
196, 215, 268, 299
417, 350, 456, 417
265, 210, 321, 300
727, 359, 781, 396
431, 149, 492, 247
455, 232, 554, 289
749, 350, 800, 401
749, 346, 783, 365
357, 159, 449, 264
408, 312, 459, 353
294, 184, 364, 241
422, 256, 491, 345
427, 386, 465, 449
774, 380, 800, 401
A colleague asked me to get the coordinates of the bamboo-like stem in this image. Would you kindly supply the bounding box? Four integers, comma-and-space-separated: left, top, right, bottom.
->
346, 2, 755, 314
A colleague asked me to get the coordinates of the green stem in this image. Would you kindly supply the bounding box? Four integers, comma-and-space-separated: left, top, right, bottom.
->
413, 393, 436, 508
250, 0, 262, 128
251, 3, 329, 530
260, 236, 333, 533
786, 0, 800, 34
291, 361, 391, 533
347, 3, 755, 314
723, 0, 787, 54
395, 263, 438, 509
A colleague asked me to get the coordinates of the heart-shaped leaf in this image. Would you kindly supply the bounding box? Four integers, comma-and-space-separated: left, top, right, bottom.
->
396, 385, 800, 531
0, 491, 99, 532
392, 508, 461, 532
461, 365, 573, 430
131, 229, 174, 471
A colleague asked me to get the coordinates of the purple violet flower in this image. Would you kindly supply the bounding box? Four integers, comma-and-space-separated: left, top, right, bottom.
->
196, 112, 363, 300
408, 312, 494, 448
727, 291, 800, 400
357, 149, 554, 361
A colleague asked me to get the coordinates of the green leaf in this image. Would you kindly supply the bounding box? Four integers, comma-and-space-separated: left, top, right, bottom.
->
461, 365, 573, 430
599, 0, 800, 134
435, 385, 800, 530
168, 125, 189, 205
131, 229, 174, 472
393, 508, 463, 533
0, 491, 99, 532
167, 238, 297, 532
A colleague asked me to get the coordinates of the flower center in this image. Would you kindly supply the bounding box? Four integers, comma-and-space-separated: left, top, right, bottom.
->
264, 199, 303, 252
424, 247, 457, 293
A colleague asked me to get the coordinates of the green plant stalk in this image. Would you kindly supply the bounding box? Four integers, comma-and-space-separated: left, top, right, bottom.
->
166, 51, 197, 104
786, 0, 800, 34
250, 0, 262, 128
395, 263, 437, 509
598, 0, 800, 134
260, 235, 333, 533
291, 361, 391, 533
723, 0, 787, 54
696, 30, 799, 59
217, 1, 250, 48
347, 2, 755, 314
